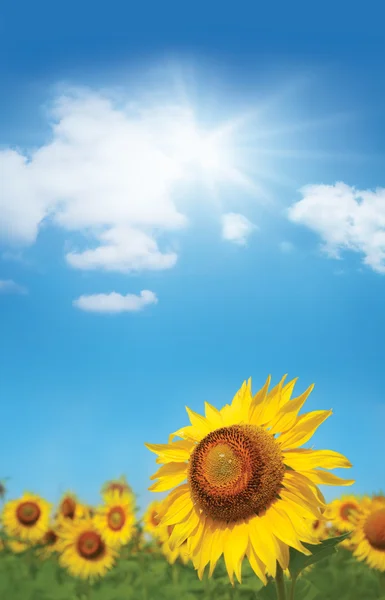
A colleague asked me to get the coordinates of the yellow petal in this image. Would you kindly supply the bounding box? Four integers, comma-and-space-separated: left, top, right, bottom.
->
230, 380, 249, 412
220, 404, 234, 427
161, 491, 193, 526
283, 471, 326, 508
189, 518, 207, 565
275, 503, 319, 544
279, 489, 321, 520
250, 375, 287, 425
279, 377, 299, 408
169, 426, 202, 443
277, 410, 332, 449
197, 524, 216, 579
169, 510, 200, 550
249, 375, 271, 412
269, 384, 314, 435
224, 521, 249, 584
226, 381, 253, 423
299, 470, 355, 487
262, 504, 311, 554
185, 406, 213, 438
150, 462, 187, 480
275, 538, 290, 570
148, 468, 187, 492
248, 516, 279, 577
204, 401, 224, 429
145, 440, 193, 462
247, 542, 268, 585
283, 449, 352, 470
209, 523, 229, 577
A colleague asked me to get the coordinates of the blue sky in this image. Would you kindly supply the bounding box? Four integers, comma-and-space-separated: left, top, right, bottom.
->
1, 1, 385, 513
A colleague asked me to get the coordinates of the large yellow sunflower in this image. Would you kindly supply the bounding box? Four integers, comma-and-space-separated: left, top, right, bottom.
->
351, 498, 385, 571
325, 494, 362, 533
1, 492, 52, 543
145, 375, 354, 584
93, 490, 136, 547
57, 517, 118, 579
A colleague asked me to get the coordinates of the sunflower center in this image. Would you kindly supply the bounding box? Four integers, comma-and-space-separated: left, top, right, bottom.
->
107, 507, 126, 531
77, 531, 106, 560
16, 502, 41, 526
43, 530, 58, 546
61, 498, 76, 519
188, 424, 285, 522
340, 502, 357, 521
108, 483, 126, 494
364, 508, 385, 551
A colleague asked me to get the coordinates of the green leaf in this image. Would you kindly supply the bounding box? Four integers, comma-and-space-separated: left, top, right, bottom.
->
288, 533, 352, 579
292, 579, 321, 600
256, 579, 278, 600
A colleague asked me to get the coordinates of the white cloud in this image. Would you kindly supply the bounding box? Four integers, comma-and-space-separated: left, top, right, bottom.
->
0, 279, 27, 294
279, 241, 294, 253
0, 88, 254, 279
66, 226, 177, 273
0, 91, 192, 273
288, 182, 385, 274
221, 212, 256, 245
73, 290, 158, 314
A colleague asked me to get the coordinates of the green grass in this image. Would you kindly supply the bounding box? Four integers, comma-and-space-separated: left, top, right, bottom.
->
1, 547, 385, 600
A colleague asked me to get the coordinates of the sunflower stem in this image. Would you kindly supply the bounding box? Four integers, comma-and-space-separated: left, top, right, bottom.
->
379, 571, 385, 593
138, 553, 148, 600
288, 575, 297, 600
274, 564, 287, 600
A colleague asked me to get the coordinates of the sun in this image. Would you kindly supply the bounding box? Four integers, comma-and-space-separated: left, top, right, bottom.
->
146, 375, 354, 585
172, 118, 258, 198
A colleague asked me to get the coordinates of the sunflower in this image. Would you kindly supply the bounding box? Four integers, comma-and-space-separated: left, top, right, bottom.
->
130, 526, 146, 553
57, 517, 118, 579
6, 539, 30, 553
311, 517, 328, 541
1, 493, 52, 543
145, 375, 354, 584
36, 526, 60, 560
55, 492, 89, 524
93, 490, 135, 547
100, 476, 134, 504
142, 501, 164, 539
325, 495, 362, 533
351, 498, 385, 571
372, 493, 385, 506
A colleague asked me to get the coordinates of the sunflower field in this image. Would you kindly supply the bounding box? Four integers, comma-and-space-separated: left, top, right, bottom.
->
1, 375, 385, 599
